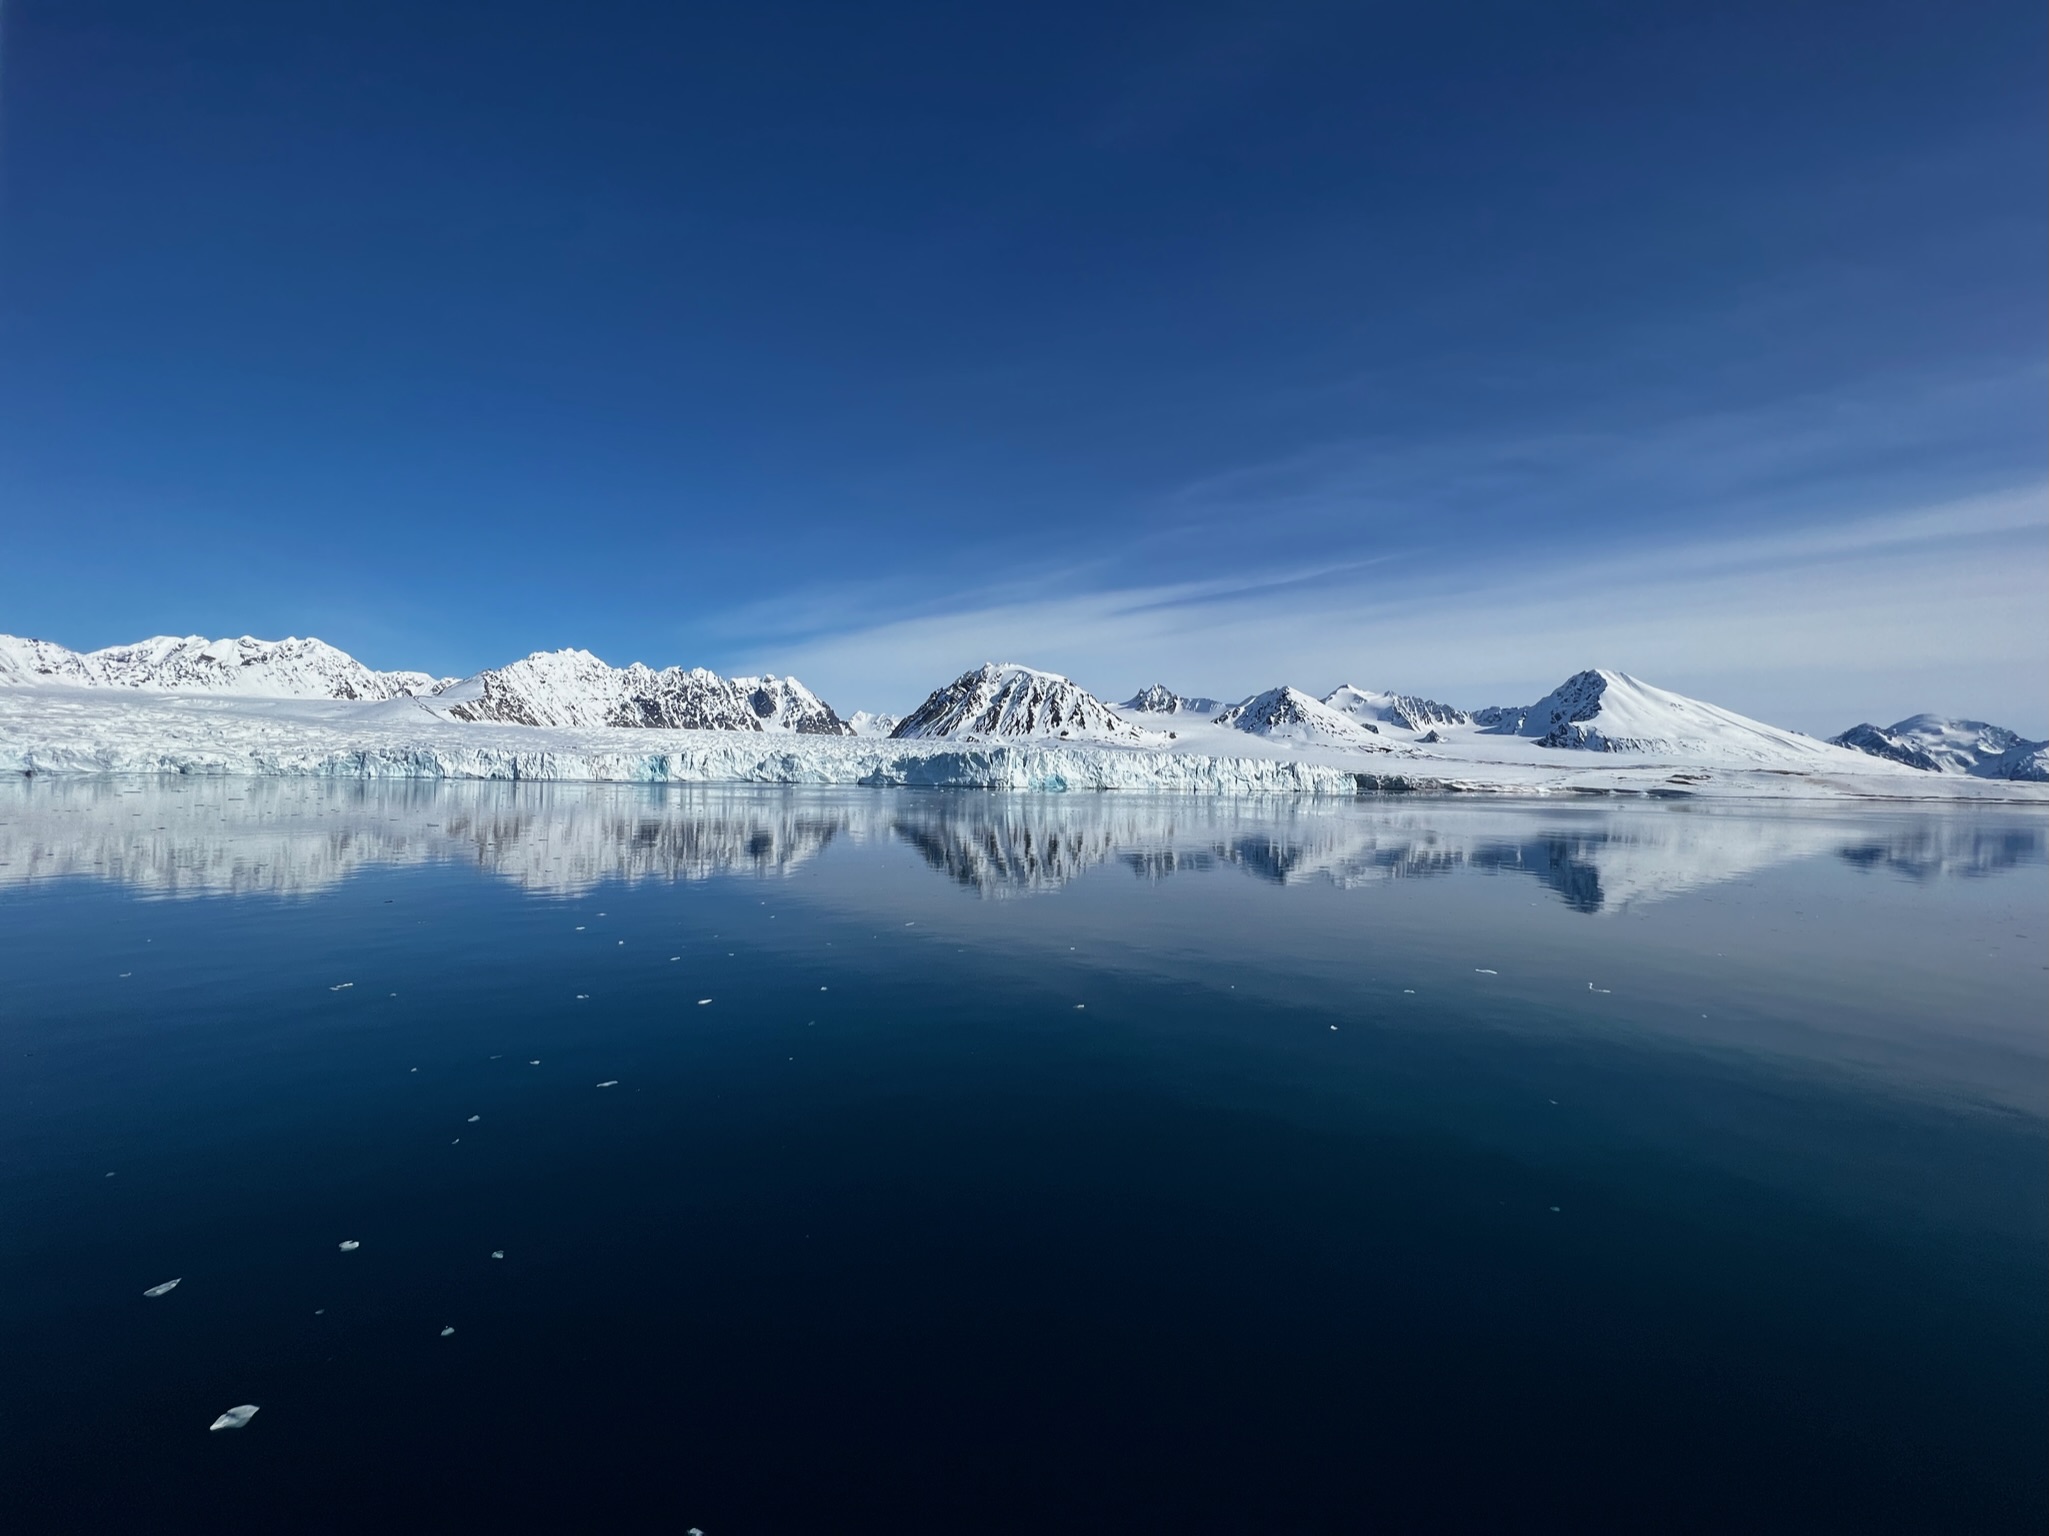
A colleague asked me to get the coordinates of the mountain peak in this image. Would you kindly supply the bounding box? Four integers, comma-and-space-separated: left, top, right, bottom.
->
892, 663, 1139, 740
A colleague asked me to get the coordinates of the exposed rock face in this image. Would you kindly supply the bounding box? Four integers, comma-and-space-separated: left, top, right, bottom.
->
1833, 716, 2049, 781
1322, 685, 1471, 734
431, 650, 848, 733
0, 632, 444, 700
892, 663, 1140, 740
1119, 684, 1225, 717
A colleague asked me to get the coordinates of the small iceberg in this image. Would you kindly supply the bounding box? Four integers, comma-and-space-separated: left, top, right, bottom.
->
209, 1405, 260, 1431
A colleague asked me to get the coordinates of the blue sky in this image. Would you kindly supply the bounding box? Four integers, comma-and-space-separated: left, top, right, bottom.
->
2, 0, 2043, 731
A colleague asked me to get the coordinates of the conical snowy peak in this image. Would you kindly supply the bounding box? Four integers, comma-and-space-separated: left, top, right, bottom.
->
845, 711, 901, 738
0, 632, 443, 700
1833, 716, 2048, 781
1322, 685, 1471, 734
1477, 669, 1843, 762
891, 663, 1140, 740
1119, 684, 1224, 717
432, 650, 849, 733
1216, 686, 1379, 744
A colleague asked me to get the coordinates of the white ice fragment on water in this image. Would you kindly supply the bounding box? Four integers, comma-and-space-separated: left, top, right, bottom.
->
617, 941, 624, 946
595, 1080, 618, 1088
440, 1325, 455, 1337
209, 1404, 259, 1431
105, 1171, 116, 1178
119, 971, 132, 978
1587, 983, 1611, 994
575, 925, 585, 931
697, 998, 712, 1006
669, 956, 680, 962
491, 1250, 504, 1259
1402, 989, 1415, 994
314, 1309, 325, 1315
1549, 1206, 1561, 1212
338, 1240, 360, 1251
529, 1060, 540, 1065
1075, 1004, 1085, 1010
144, 1278, 182, 1297
466, 1115, 479, 1122
576, 993, 589, 1000
329, 982, 354, 991
1330, 1025, 1337, 1031
1475, 968, 1498, 975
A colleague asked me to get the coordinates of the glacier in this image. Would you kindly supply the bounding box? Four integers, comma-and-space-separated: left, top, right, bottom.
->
4, 682, 2043, 802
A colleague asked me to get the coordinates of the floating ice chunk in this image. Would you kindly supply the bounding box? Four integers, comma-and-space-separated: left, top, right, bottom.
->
491, 1250, 504, 1260
529, 1060, 540, 1065
329, 982, 354, 991
1587, 983, 1611, 994
440, 1325, 455, 1337
144, 1278, 182, 1297
1474, 968, 1498, 975
595, 1080, 619, 1088
209, 1404, 260, 1431
669, 956, 680, 962
697, 998, 712, 1006
119, 971, 132, 978
1075, 1004, 1085, 1010
576, 993, 589, 1000
338, 1240, 360, 1252
575, 926, 585, 931
467, 1115, 480, 1123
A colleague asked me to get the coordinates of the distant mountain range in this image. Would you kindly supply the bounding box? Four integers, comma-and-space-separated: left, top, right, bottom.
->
3, 632, 2042, 781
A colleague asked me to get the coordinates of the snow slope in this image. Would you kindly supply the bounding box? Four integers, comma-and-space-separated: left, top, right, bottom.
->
893, 664, 1143, 740
428, 650, 848, 734
0, 632, 444, 700
1832, 715, 2049, 782
1216, 686, 1383, 746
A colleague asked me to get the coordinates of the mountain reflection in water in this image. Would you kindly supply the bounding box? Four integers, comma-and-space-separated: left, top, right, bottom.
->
0, 776, 2039, 913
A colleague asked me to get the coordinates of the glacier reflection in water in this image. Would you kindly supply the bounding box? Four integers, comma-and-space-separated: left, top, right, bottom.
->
0, 775, 2040, 912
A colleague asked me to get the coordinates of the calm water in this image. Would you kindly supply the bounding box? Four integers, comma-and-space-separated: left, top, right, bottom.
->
2, 780, 2044, 1533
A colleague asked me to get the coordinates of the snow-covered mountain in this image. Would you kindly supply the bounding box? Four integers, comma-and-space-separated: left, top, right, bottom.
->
892, 663, 1142, 740
1832, 716, 2049, 782
1119, 684, 1225, 718
428, 649, 848, 733
1473, 669, 1841, 762
846, 710, 901, 737
1321, 685, 1472, 735
1215, 686, 1381, 746
0, 632, 444, 701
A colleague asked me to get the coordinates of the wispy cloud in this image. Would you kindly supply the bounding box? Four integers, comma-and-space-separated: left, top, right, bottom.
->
744, 484, 2047, 735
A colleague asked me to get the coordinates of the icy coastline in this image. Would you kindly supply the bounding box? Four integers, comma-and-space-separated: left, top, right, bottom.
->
4, 686, 2044, 802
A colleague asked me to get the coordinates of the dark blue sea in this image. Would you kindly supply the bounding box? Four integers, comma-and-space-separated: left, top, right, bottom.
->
2, 779, 2043, 1533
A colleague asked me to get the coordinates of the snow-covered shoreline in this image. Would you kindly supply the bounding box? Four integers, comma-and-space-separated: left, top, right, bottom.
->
5, 686, 2044, 802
